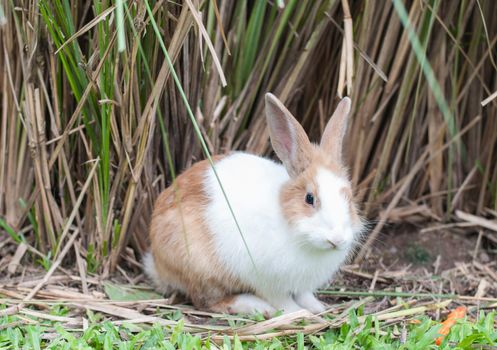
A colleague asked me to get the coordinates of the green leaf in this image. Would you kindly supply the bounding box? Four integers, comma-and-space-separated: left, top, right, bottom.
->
0, 218, 22, 243
297, 332, 304, 350
103, 282, 163, 301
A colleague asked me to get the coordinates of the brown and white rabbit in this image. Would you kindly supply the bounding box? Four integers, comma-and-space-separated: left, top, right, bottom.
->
144, 93, 363, 316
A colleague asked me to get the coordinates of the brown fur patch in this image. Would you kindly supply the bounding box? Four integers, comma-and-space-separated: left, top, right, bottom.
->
209, 295, 237, 314
280, 165, 318, 223
149, 155, 250, 309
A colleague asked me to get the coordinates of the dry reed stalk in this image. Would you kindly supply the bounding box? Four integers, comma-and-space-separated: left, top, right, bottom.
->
0, 0, 495, 270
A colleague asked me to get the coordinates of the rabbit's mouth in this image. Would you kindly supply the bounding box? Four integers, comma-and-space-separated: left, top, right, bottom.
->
296, 232, 349, 252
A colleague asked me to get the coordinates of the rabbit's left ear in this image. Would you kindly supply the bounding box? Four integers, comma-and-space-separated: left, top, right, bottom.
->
265, 93, 313, 178
320, 97, 351, 163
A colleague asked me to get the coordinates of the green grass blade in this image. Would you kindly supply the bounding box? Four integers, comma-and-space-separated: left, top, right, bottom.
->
115, 0, 126, 52
391, 0, 456, 138
0, 218, 23, 243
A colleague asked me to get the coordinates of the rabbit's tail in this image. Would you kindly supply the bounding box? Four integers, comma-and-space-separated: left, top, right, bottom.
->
143, 251, 158, 282
143, 251, 184, 294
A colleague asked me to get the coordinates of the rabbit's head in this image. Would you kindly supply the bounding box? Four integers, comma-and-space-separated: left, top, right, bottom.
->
265, 93, 363, 251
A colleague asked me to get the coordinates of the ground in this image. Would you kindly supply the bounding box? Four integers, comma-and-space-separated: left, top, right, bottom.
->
343, 226, 496, 298
374, 226, 490, 270
0, 225, 496, 348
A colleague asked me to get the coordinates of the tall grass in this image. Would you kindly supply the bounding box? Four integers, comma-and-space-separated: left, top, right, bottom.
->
0, 0, 496, 270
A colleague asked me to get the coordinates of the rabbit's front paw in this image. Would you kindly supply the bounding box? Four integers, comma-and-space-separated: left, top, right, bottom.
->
266, 295, 304, 314
294, 292, 326, 314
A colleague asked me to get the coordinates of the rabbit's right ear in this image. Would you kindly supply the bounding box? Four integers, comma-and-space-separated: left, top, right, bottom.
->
265, 93, 313, 177
320, 97, 351, 164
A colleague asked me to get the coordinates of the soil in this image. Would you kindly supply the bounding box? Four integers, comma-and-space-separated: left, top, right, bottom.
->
367, 225, 489, 272
319, 223, 497, 300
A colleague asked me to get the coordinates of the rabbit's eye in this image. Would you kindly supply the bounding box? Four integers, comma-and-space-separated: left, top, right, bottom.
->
305, 192, 315, 206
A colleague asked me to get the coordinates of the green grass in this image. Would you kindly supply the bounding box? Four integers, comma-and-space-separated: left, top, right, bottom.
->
0, 305, 495, 349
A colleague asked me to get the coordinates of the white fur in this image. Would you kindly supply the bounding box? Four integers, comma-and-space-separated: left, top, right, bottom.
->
143, 252, 162, 290
204, 152, 360, 311
294, 292, 327, 314
143, 252, 157, 283
294, 168, 355, 251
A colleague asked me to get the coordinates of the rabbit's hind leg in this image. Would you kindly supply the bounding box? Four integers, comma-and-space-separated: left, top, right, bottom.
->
209, 294, 276, 317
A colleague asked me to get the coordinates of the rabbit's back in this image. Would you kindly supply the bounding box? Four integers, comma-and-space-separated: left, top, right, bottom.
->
205, 152, 289, 222
204, 153, 289, 250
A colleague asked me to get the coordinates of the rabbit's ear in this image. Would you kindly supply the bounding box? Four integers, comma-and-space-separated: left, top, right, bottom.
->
265, 93, 313, 177
320, 97, 351, 164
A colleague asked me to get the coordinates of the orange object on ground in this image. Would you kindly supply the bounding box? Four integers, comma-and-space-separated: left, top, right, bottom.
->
435, 306, 467, 346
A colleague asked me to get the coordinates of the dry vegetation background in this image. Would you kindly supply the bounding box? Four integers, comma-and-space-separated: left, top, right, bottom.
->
0, 0, 496, 273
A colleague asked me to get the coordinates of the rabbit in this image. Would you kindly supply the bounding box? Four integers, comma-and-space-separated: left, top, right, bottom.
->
144, 93, 364, 316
